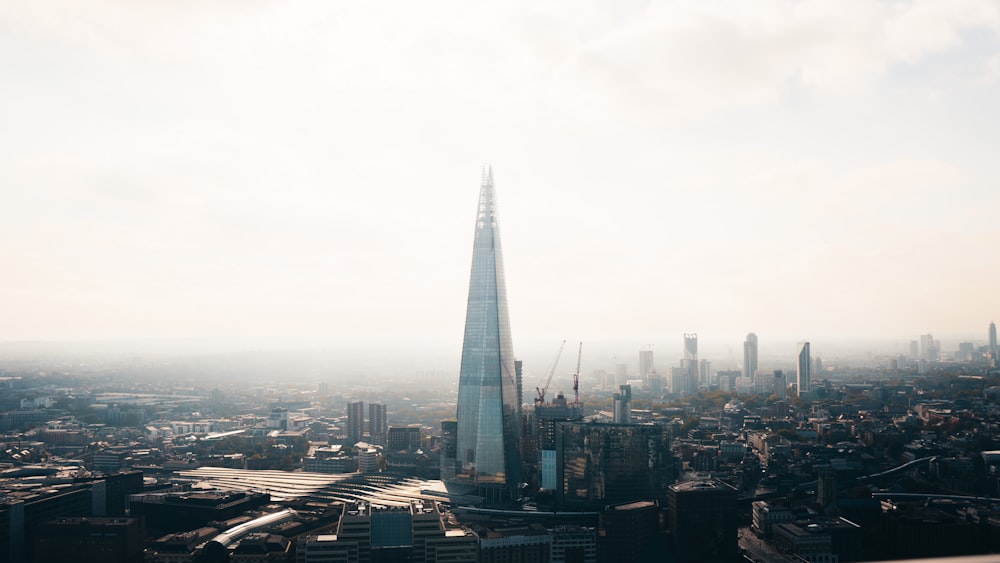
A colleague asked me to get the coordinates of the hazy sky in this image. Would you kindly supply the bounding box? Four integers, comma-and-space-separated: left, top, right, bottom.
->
3, 1, 1000, 365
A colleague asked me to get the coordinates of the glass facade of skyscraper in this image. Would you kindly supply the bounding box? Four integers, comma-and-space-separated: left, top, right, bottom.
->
454, 168, 522, 489
555, 422, 673, 508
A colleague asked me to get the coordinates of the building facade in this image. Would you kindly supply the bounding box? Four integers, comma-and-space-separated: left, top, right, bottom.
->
454, 168, 522, 493
744, 333, 758, 381
668, 480, 738, 562
990, 321, 997, 366
346, 402, 365, 445
387, 425, 422, 452
368, 403, 387, 446
555, 422, 674, 508
797, 342, 811, 397
638, 350, 653, 383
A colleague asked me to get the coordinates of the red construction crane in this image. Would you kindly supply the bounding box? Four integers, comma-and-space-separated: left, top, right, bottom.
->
535, 340, 567, 406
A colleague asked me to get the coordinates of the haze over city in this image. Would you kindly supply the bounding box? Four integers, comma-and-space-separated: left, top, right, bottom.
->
3, 1, 1000, 374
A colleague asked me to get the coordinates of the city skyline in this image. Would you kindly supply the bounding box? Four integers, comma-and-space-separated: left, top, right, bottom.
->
3, 2, 1000, 355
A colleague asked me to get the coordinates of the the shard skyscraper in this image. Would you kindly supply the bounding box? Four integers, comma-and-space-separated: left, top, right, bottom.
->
455, 167, 522, 494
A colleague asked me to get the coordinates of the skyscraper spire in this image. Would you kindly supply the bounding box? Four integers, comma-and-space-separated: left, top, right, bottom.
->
454, 167, 522, 494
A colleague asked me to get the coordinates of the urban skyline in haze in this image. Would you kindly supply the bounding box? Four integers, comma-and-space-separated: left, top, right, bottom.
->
3, 2, 1000, 364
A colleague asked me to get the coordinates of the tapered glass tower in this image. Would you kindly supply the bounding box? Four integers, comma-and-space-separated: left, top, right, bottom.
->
455, 167, 522, 490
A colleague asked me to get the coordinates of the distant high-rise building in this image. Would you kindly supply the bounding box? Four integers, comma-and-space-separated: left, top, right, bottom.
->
613, 384, 632, 424
669, 366, 683, 394
454, 168, 522, 493
797, 342, 811, 397
638, 349, 654, 382
920, 333, 939, 362
743, 333, 758, 381
990, 322, 997, 366
684, 333, 698, 362
678, 334, 698, 393
699, 359, 711, 387
346, 401, 365, 444
369, 403, 387, 445
773, 370, 787, 399
647, 368, 663, 392
909, 340, 919, 360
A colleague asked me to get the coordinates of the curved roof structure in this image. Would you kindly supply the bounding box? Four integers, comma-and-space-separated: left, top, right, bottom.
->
172, 467, 448, 507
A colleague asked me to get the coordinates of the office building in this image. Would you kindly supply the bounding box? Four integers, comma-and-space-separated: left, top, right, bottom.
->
598, 501, 659, 563
388, 425, 422, 452
346, 401, 365, 445
357, 448, 378, 473
743, 333, 758, 381
0, 483, 94, 563
534, 393, 583, 491
684, 333, 698, 388
130, 491, 270, 537
440, 420, 458, 481
878, 499, 981, 559
267, 407, 289, 431
477, 526, 551, 563
668, 480, 738, 563
991, 322, 997, 366
752, 501, 796, 538
797, 342, 811, 397
699, 359, 711, 388
920, 333, 939, 362
612, 384, 632, 424
304, 452, 355, 473
455, 168, 522, 494
817, 465, 836, 507
368, 403, 387, 446
646, 368, 663, 393
550, 526, 597, 563
670, 366, 690, 395
296, 501, 477, 563
773, 516, 862, 562
32, 517, 143, 563
555, 422, 674, 508
773, 370, 787, 399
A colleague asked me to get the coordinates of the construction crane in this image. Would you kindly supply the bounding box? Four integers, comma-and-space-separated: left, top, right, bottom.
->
572, 341, 582, 406
535, 340, 567, 406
